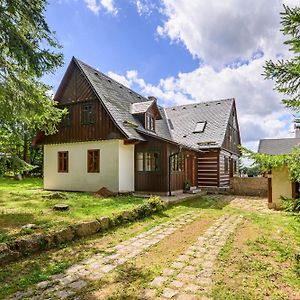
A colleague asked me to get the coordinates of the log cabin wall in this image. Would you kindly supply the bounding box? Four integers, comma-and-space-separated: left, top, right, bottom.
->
198, 150, 219, 187
42, 62, 124, 145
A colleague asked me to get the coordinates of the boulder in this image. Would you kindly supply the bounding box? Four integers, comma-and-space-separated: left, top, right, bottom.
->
21, 223, 38, 230
11, 234, 44, 253
43, 192, 68, 200
53, 227, 75, 244
0, 243, 20, 265
98, 217, 110, 230
73, 220, 101, 237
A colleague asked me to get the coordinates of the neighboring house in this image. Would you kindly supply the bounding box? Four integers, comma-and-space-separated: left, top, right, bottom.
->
35, 57, 241, 194
258, 129, 300, 208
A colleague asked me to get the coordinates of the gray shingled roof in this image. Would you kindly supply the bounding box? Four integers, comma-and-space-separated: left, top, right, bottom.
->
258, 138, 300, 155
74, 58, 235, 150
165, 99, 234, 149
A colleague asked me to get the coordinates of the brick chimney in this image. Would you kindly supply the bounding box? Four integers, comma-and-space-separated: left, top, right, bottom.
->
295, 119, 300, 138
148, 96, 157, 102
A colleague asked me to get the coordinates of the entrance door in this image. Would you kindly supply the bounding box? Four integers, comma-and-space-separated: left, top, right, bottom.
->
186, 155, 196, 187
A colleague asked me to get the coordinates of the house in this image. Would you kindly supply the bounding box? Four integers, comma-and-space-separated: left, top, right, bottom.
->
258, 124, 300, 208
35, 57, 241, 194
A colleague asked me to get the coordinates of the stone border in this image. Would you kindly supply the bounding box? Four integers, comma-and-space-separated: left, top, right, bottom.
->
0, 197, 167, 266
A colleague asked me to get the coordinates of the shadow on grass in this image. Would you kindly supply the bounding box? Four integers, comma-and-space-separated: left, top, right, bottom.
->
171, 194, 233, 211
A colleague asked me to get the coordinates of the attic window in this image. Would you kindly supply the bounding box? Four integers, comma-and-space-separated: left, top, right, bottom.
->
108, 79, 111, 82
94, 72, 99, 76
183, 107, 186, 109
193, 121, 207, 133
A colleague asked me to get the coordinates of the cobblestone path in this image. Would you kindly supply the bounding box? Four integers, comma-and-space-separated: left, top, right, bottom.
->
143, 214, 244, 300
8, 211, 198, 300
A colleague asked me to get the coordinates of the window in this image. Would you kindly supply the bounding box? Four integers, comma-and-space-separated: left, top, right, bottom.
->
81, 102, 96, 124
193, 121, 207, 133
145, 113, 155, 131
87, 150, 100, 173
233, 160, 237, 173
136, 152, 160, 172
171, 153, 185, 172
224, 156, 229, 174
61, 106, 73, 127
58, 151, 68, 173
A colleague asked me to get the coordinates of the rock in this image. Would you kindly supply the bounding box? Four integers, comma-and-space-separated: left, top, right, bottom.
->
120, 210, 134, 221
11, 234, 44, 253
98, 217, 110, 230
53, 204, 69, 211
43, 192, 68, 200
53, 227, 74, 244
0, 243, 20, 265
74, 220, 101, 237
21, 223, 38, 230
93, 187, 116, 198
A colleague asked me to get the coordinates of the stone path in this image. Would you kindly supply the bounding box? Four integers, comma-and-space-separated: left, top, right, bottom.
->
228, 196, 278, 213
143, 214, 244, 299
8, 211, 198, 300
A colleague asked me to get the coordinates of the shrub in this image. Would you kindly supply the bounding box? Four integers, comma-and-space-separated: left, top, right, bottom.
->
281, 196, 300, 212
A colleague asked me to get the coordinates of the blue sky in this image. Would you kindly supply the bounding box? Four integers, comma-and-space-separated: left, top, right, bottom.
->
44, 0, 299, 152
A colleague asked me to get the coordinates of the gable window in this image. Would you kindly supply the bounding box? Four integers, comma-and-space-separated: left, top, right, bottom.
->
81, 101, 96, 125
224, 156, 229, 174
87, 149, 100, 173
145, 113, 155, 131
61, 106, 73, 127
193, 121, 207, 133
171, 153, 185, 172
136, 151, 160, 172
58, 151, 68, 173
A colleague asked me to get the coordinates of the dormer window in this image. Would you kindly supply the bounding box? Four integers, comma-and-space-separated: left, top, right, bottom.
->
145, 113, 155, 131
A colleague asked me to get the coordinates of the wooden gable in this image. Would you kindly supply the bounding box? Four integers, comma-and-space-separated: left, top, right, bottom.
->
40, 60, 125, 144
222, 101, 241, 155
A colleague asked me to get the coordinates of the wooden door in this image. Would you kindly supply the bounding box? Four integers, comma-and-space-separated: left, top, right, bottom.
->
186, 155, 196, 187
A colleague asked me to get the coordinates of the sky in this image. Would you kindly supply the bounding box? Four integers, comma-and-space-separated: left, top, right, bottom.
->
45, 0, 299, 153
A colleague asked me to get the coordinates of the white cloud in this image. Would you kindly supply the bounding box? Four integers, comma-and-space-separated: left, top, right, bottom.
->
156, 0, 291, 67
84, 0, 117, 15
100, 0, 118, 15
134, 0, 157, 16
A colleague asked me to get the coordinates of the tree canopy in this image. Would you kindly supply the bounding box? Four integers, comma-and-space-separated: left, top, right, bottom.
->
264, 5, 300, 110
0, 0, 65, 174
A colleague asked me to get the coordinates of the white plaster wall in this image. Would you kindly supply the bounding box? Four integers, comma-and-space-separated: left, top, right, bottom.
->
118, 141, 134, 192
44, 140, 120, 192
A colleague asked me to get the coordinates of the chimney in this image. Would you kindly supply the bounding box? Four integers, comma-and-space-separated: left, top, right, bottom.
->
295, 119, 300, 138
148, 96, 157, 102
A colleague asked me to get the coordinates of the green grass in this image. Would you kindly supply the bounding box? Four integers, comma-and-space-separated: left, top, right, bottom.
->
0, 177, 146, 240
212, 209, 300, 300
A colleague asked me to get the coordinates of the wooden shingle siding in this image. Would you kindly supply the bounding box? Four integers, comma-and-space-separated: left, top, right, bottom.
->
198, 150, 219, 187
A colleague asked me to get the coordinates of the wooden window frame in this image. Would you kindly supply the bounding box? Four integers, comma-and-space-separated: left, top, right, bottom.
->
58, 151, 69, 173
136, 151, 160, 172
81, 101, 96, 125
171, 153, 185, 173
224, 156, 229, 174
87, 149, 100, 173
145, 113, 155, 132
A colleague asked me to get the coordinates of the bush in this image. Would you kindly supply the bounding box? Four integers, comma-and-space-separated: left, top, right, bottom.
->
281, 196, 300, 212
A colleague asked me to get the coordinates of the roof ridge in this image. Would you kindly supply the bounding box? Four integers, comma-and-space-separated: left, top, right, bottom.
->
167, 98, 234, 109
259, 137, 300, 141
74, 57, 150, 103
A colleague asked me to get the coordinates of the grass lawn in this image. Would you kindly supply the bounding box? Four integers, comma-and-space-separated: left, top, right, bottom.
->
0, 177, 146, 242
